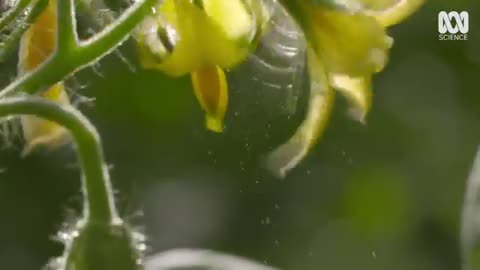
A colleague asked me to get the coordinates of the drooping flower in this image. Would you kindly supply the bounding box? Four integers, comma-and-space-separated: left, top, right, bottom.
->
266, 0, 424, 176
135, 0, 423, 177
18, 0, 71, 154
135, 0, 268, 132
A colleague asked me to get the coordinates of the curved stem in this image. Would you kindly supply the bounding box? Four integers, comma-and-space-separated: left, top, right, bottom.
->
0, 0, 32, 32
0, 0, 49, 62
0, 97, 118, 224
76, 0, 156, 63
0, 0, 157, 98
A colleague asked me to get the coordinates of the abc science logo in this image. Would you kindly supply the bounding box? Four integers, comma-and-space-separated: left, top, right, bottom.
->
438, 11, 469, 41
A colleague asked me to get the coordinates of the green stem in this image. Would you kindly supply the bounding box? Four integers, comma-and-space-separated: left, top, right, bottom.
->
0, 0, 32, 32
76, 0, 156, 63
56, 0, 78, 54
0, 0, 157, 98
0, 97, 117, 224
0, 0, 49, 62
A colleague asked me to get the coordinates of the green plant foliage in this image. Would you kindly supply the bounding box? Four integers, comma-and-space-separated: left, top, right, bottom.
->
2, 1, 470, 270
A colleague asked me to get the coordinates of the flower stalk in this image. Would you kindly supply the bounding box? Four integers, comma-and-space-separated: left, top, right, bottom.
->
0, 97, 141, 269
0, 0, 158, 269
0, 96, 117, 223
0, 0, 48, 62
0, 0, 32, 32
0, 0, 158, 99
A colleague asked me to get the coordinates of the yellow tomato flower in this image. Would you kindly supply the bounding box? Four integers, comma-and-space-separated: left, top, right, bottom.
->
310, 0, 424, 119
135, 0, 265, 132
18, 0, 71, 154
135, 0, 423, 176
267, 0, 423, 176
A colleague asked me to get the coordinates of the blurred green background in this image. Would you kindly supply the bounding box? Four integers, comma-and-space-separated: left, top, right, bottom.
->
0, 1, 479, 269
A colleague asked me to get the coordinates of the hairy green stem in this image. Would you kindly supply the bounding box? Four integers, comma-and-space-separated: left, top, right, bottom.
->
0, 97, 117, 224
0, 0, 49, 62
75, 0, 156, 64
0, 0, 157, 98
56, 0, 78, 54
0, 0, 32, 32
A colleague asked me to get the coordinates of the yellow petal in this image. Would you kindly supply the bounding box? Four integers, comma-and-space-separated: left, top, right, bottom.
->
175, 0, 255, 68
309, 7, 392, 76
330, 73, 372, 123
266, 48, 335, 178
191, 65, 228, 133
203, 0, 255, 40
360, 0, 425, 27
243, 0, 274, 43
21, 83, 71, 155
18, 0, 71, 154
135, 0, 255, 76
18, 0, 57, 72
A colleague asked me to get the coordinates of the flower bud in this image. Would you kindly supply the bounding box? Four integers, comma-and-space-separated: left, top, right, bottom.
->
57, 221, 143, 270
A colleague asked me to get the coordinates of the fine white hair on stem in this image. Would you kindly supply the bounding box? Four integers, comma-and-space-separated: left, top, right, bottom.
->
0, 115, 21, 149
65, 83, 96, 108
461, 146, 480, 269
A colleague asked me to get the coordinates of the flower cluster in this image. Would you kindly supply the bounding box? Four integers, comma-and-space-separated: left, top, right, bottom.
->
19, 0, 423, 176
134, 0, 423, 176
134, 0, 268, 132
